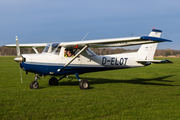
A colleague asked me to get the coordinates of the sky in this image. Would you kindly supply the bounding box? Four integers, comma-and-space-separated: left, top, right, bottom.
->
0, 0, 180, 50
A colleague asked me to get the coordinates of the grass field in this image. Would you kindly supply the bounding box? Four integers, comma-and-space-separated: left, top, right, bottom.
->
0, 56, 180, 120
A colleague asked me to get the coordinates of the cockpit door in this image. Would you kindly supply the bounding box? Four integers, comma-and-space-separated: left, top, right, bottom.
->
61, 47, 81, 67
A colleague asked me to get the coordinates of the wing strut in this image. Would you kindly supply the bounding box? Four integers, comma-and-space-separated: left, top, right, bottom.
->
59, 45, 88, 71
32, 47, 39, 54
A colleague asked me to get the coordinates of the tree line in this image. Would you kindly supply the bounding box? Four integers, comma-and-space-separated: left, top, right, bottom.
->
0, 46, 180, 57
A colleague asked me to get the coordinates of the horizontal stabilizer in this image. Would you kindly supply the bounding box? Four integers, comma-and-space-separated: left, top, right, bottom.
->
137, 59, 173, 64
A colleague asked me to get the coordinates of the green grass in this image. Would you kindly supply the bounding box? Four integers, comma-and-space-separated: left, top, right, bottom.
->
0, 56, 180, 120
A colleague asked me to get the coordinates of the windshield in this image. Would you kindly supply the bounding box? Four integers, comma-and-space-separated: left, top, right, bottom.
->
42, 44, 50, 53
42, 43, 59, 53
52, 43, 59, 52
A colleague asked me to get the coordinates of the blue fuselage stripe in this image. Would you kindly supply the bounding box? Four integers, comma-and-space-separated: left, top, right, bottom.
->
21, 63, 126, 75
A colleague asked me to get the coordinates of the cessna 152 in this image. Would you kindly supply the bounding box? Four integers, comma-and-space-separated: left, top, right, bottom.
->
6, 28, 172, 89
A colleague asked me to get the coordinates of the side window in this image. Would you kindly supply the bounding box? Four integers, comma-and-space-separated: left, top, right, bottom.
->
86, 49, 96, 56
64, 49, 80, 57
54, 47, 61, 55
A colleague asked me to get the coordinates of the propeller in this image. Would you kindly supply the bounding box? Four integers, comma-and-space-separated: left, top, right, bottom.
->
16, 36, 20, 57
14, 36, 25, 84
19, 62, 23, 84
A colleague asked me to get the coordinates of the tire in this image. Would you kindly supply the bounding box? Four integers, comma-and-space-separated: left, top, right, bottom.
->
30, 81, 39, 89
49, 77, 58, 85
79, 79, 90, 90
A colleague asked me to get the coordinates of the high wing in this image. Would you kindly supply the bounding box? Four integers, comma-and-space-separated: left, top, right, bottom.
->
5, 29, 172, 49
6, 43, 47, 48
60, 36, 172, 48
6, 43, 48, 54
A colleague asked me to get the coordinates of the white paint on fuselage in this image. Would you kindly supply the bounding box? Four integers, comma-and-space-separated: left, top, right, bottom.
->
80, 51, 144, 68
21, 47, 144, 72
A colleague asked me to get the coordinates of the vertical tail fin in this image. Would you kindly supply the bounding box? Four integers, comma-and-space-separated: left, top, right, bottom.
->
148, 28, 162, 37
137, 29, 162, 60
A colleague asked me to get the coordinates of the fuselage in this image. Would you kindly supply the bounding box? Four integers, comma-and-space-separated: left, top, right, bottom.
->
20, 48, 144, 76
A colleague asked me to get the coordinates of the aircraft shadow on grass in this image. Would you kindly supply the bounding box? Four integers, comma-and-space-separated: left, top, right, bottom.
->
56, 75, 177, 87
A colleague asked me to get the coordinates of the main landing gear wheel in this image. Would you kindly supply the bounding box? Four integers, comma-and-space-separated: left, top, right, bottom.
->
49, 77, 58, 85
79, 80, 90, 90
30, 81, 39, 89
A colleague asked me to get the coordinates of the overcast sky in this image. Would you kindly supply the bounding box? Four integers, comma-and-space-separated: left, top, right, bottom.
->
0, 0, 180, 49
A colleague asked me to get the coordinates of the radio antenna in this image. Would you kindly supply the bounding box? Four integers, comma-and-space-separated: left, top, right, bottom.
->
81, 32, 89, 41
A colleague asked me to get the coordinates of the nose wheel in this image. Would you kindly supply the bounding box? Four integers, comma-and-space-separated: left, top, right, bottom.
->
30, 74, 40, 89
30, 81, 39, 89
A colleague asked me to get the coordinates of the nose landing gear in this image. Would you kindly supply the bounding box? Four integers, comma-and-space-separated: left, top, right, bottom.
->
30, 81, 39, 89
30, 74, 40, 89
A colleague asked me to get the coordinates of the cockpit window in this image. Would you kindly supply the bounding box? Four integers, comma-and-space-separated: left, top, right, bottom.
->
54, 47, 61, 55
52, 43, 59, 52
42, 43, 60, 53
42, 44, 50, 53
86, 48, 96, 56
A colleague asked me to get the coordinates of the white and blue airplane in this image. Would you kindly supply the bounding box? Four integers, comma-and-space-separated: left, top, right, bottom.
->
6, 28, 172, 89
